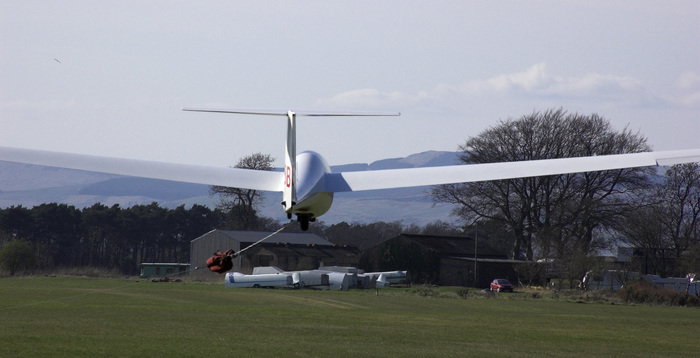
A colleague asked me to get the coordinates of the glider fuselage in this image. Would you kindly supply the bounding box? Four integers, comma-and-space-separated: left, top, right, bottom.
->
291, 150, 334, 221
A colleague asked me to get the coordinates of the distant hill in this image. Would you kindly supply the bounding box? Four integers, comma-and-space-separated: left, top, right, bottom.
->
0, 151, 461, 225
331, 150, 460, 172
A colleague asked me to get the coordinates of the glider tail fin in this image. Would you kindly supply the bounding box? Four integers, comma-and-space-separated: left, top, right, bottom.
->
282, 111, 297, 215
181, 107, 400, 216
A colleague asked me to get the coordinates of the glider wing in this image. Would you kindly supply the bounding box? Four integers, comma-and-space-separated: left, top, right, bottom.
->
0, 146, 284, 192
325, 149, 700, 192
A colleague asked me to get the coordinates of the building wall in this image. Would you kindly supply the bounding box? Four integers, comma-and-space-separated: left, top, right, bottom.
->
438, 258, 518, 288
362, 235, 516, 287
237, 245, 360, 274
238, 247, 319, 273
190, 230, 243, 277
140, 265, 158, 278
439, 258, 472, 287
191, 230, 361, 276
360, 239, 441, 284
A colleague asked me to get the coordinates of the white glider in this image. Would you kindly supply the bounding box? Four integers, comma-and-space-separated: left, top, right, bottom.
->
1, 108, 699, 230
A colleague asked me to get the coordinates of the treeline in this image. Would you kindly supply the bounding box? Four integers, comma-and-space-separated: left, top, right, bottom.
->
0, 203, 222, 275
0, 202, 466, 276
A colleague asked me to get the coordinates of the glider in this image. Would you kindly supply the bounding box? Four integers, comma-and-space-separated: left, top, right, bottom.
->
1, 108, 700, 230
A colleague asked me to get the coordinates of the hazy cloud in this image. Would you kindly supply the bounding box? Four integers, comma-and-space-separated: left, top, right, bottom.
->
676, 71, 700, 90
0, 99, 76, 112
669, 71, 700, 106
326, 63, 700, 110
447, 63, 646, 103
321, 88, 429, 108
461, 63, 552, 94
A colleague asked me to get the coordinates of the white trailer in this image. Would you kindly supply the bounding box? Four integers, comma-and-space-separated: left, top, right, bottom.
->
292, 270, 330, 288
252, 266, 286, 275
583, 270, 639, 291
324, 272, 352, 291
320, 266, 361, 288
643, 275, 699, 296
224, 272, 293, 288
252, 266, 349, 289
375, 274, 391, 288
252, 266, 330, 288
362, 270, 409, 287
234, 266, 407, 290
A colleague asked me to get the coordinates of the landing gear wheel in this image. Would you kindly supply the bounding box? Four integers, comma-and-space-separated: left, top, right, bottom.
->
298, 215, 310, 231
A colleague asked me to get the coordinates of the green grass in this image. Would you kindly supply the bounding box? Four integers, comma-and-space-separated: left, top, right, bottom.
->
1, 277, 698, 357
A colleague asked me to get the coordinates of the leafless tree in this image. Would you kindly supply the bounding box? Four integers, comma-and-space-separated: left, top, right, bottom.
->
660, 163, 700, 262
210, 153, 275, 229
620, 163, 700, 275
432, 109, 652, 266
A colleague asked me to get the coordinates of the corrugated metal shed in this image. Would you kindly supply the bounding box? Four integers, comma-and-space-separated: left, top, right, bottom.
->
240, 243, 360, 273
399, 233, 505, 259
190, 229, 338, 276
222, 230, 333, 247
139, 263, 190, 278
362, 233, 513, 287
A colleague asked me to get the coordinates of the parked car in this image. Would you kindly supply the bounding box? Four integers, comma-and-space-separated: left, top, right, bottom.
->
490, 279, 514, 292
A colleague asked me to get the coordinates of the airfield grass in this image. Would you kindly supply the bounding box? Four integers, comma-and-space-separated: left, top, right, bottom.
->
1, 277, 698, 357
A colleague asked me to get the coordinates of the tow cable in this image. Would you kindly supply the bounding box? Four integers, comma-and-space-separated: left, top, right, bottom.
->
196, 222, 294, 274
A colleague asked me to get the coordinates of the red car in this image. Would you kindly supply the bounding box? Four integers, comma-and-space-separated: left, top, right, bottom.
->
490, 279, 514, 292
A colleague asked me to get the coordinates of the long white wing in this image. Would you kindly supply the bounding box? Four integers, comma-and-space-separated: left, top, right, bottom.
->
325, 149, 700, 192
3, 146, 699, 194
0, 146, 284, 192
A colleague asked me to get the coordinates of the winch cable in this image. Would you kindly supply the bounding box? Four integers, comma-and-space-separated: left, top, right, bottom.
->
195, 221, 295, 272
235, 221, 295, 256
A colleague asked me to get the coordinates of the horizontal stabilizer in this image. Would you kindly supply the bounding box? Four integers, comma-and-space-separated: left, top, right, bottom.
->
182, 107, 400, 117
654, 149, 700, 166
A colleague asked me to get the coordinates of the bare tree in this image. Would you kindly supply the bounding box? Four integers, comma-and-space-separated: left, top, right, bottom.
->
432, 109, 652, 266
210, 153, 275, 229
621, 163, 700, 276
618, 205, 671, 275
660, 163, 700, 263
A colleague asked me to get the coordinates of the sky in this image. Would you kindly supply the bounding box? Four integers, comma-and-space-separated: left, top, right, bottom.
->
1, 1, 699, 168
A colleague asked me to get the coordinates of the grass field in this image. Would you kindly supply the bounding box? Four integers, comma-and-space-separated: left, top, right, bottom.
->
1, 277, 698, 357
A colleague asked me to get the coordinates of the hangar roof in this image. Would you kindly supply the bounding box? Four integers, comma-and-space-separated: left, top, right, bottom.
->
382, 233, 507, 259
194, 229, 333, 247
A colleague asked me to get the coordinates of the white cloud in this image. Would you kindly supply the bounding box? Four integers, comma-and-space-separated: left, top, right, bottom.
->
325, 63, 655, 108
321, 64, 699, 120
321, 88, 428, 108
463, 63, 552, 94
673, 92, 700, 106
545, 72, 642, 97
452, 63, 646, 103
676, 71, 700, 91
668, 71, 700, 106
